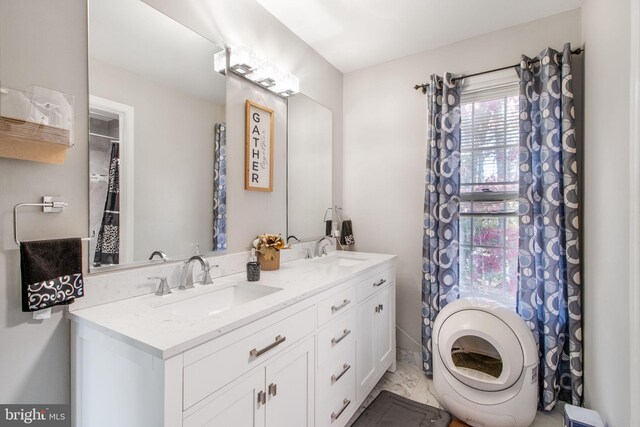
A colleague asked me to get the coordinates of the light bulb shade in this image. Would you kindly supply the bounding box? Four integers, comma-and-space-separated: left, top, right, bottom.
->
274, 73, 299, 97
214, 50, 227, 74
229, 46, 257, 75
227, 46, 299, 98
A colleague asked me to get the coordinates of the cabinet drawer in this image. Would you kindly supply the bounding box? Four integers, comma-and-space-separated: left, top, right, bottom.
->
183, 306, 315, 409
317, 310, 356, 368
316, 343, 355, 404
317, 286, 356, 327
356, 268, 393, 302
316, 364, 356, 427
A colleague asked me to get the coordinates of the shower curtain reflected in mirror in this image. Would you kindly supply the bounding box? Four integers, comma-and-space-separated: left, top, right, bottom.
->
94, 141, 120, 266
213, 123, 227, 250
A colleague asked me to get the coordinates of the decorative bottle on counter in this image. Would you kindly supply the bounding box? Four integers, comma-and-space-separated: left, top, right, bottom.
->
247, 248, 260, 282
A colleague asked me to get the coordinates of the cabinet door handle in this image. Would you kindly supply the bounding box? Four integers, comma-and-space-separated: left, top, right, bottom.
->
373, 278, 387, 287
331, 398, 351, 422
330, 363, 351, 384
250, 335, 287, 358
331, 329, 351, 346
379, 304, 384, 312
375, 305, 379, 313
268, 383, 277, 397
258, 390, 266, 405
331, 298, 351, 313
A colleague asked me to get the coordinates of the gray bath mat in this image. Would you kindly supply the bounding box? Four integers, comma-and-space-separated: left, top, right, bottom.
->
351, 390, 452, 427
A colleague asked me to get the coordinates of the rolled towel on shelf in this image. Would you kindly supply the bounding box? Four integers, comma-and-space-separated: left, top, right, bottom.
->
20, 238, 84, 313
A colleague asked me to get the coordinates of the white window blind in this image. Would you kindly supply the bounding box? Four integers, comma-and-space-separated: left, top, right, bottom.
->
458, 78, 519, 308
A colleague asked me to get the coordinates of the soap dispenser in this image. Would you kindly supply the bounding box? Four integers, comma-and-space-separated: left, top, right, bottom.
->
247, 248, 260, 282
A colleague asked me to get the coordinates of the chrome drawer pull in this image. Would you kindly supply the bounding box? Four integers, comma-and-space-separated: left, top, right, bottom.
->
331, 398, 351, 422
330, 363, 351, 384
268, 383, 277, 397
250, 335, 286, 358
373, 278, 387, 287
331, 329, 351, 346
331, 298, 351, 313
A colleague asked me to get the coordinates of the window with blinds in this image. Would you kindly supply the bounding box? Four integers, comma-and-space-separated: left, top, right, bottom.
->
459, 84, 519, 308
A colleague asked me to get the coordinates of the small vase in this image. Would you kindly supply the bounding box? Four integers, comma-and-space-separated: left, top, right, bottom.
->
259, 250, 280, 271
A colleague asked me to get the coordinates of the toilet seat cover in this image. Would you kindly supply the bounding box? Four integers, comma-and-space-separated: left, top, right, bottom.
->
437, 309, 524, 392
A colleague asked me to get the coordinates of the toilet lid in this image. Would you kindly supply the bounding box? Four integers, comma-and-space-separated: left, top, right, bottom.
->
437, 309, 524, 392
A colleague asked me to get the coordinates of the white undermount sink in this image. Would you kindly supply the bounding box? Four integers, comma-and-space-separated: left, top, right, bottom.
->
313, 253, 368, 267
157, 282, 282, 320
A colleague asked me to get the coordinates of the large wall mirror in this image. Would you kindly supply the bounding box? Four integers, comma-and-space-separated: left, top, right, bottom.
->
88, 0, 227, 270
287, 94, 332, 242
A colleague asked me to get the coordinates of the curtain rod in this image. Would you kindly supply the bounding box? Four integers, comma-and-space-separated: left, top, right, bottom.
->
413, 47, 584, 94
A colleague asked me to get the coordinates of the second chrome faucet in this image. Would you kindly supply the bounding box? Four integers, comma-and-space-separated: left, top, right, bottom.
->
180, 255, 218, 289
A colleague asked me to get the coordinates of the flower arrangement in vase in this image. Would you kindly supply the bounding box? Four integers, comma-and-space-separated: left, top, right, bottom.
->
252, 234, 289, 271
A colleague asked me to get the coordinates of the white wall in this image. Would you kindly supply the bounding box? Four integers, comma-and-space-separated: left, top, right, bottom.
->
343, 10, 583, 353
0, 0, 342, 405
0, 0, 88, 404
581, 0, 631, 425
226, 74, 288, 250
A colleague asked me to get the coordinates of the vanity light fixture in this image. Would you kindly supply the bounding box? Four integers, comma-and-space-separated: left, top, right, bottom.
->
257, 78, 276, 88
217, 46, 299, 98
213, 50, 227, 74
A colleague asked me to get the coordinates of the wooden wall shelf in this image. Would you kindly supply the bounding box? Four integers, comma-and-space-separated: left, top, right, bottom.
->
0, 116, 70, 164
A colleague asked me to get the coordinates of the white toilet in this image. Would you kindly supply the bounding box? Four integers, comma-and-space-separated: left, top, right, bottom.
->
432, 298, 538, 427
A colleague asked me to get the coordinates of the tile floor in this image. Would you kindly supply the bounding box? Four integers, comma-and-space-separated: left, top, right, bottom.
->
347, 348, 564, 427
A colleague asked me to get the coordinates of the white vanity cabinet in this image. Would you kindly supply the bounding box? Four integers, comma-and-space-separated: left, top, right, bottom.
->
183, 336, 315, 427
314, 287, 358, 427
71, 255, 396, 427
355, 270, 396, 400
183, 368, 264, 427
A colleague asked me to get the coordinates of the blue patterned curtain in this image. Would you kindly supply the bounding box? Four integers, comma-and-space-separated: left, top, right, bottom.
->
213, 123, 227, 250
517, 43, 582, 409
422, 73, 462, 375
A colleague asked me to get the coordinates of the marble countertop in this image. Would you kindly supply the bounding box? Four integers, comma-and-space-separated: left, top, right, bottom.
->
68, 251, 396, 359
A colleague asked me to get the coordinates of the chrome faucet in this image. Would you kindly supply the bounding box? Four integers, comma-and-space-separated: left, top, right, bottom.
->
149, 250, 168, 262
149, 276, 171, 296
180, 255, 217, 289
304, 247, 313, 259
314, 236, 332, 257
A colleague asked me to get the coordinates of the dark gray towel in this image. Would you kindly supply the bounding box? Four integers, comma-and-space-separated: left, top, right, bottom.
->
340, 220, 355, 245
20, 238, 84, 312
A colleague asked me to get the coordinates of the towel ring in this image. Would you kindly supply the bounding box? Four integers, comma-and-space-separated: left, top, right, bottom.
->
13, 197, 91, 245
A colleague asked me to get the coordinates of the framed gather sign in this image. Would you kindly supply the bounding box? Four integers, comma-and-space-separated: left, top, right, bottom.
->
245, 100, 274, 192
